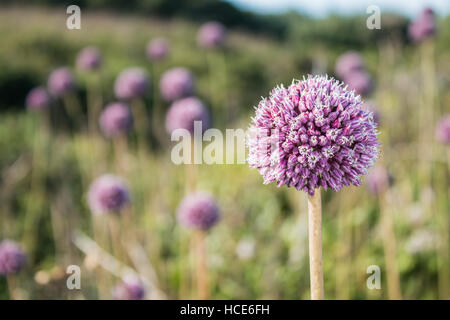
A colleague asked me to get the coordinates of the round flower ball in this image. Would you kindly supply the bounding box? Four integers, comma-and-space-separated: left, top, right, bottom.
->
435, 114, 450, 144
409, 8, 436, 43
177, 192, 220, 231
87, 174, 130, 214
160, 67, 195, 102
335, 51, 365, 79
197, 21, 226, 49
343, 71, 373, 97
0, 240, 26, 275
76, 46, 102, 71
165, 97, 210, 134
365, 166, 392, 195
48, 67, 75, 97
99, 102, 133, 138
247, 75, 380, 196
146, 38, 169, 61
26, 87, 50, 111
114, 68, 150, 100
113, 276, 145, 300
361, 100, 380, 126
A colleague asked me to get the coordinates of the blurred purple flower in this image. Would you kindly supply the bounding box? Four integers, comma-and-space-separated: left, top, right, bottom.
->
178, 192, 220, 230
0, 240, 26, 275
114, 68, 150, 100
113, 276, 145, 300
160, 67, 194, 102
247, 75, 380, 196
365, 166, 392, 195
99, 102, 133, 138
343, 71, 373, 97
146, 38, 169, 61
435, 114, 450, 144
165, 97, 210, 134
88, 174, 130, 214
76, 47, 102, 71
48, 67, 75, 97
197, 21, 227, 49
335, 51, 365, 79
26, 87, 50, 111
409, 8, 436, 43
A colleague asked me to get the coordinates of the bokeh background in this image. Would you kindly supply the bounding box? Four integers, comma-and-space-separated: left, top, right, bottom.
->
0, 0, 449, 300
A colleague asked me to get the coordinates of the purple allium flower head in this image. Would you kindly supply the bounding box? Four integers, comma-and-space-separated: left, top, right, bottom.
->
48, 67, 75, 97
177, 192, 220, 230
197, 21, 227, 49
165, 97, 210, 134
160, 67, 195, 102
26, 87, 50, 111
335, 51, 365, 79
99, 102, 133, 138
114, 68, 150, 100
247, 75, 380, 196
76, 46, 102, 71
361, 100, 380, 126
146, 38, 169, 61
435, 114, 450, 144
88, 174, 130, 214
409, 8, 436, 43
343, 71, 373, 97
0, 240, 26, 275
365, 166, 392, 195
113, 275, 145, 300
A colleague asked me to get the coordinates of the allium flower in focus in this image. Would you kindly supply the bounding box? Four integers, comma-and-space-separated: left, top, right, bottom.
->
26, 87, 50, 111
343, 71, 373, 97
76, 47, 102, 71
435, 114, 450, 144
48, 67, 75, 97
88, 174, 130, 214
197, 21, 226, 49
335, 51, 365, 79
99, 102, 133, 138
146, 38, 169, 61
409, 8, 436, 43
0, 240, 26, 275
178, 192, 220, 230
114, 68, 150, 100
165, 97, 210, 134
113, 276, 145, 300
365, 166, 392, 195
160, 67, 194, 102
247, 75, 380, 195
361, 100, 380, 126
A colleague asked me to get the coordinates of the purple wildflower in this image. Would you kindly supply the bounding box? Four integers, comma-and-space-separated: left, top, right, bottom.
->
197, 21, 227, 49
335, 51, 365, 79
76, 47, 102, 71
114, 68, 150, 100
0, 240, 26, 275
343, 71, 373, 97
48, 67, 75, 97
146, 38, 169, 61
435, 114, 450, 144
113, 276, 145, 300
165, 97, 210, 134
361, 100, 380, 126
365, 166, 392, 195
247, 75, 380, 196
87, 174, 130, 214
409, 8, 436, 43
99, 102, 133, 138
26, 87, 50, 111
160, 67, 195, 102
178, 192, 220, 230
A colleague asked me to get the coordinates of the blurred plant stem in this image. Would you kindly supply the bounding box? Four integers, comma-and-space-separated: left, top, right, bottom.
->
193, 229, 209, 299
131, 98, 149, 155
113, 135, 129, 176
149, 62, 166, 146
63, 94, 84, 132
6, 275, 17, 300
379, 192, 402, 299
87, 72, 103, 135
307, 189, 324, 300
185, 137, 197, 193
335, 198, 350, 299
